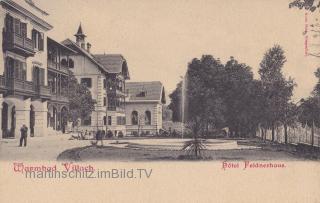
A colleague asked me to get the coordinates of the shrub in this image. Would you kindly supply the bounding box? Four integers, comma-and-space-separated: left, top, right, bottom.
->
182, 138, 207, 158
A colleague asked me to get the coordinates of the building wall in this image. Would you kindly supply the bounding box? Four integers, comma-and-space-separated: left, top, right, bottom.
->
0, 6, 5, 75
0, 1, 50, 138
107, 110, 126, 136
125, 102, 163, 136
69, 54, 107, 129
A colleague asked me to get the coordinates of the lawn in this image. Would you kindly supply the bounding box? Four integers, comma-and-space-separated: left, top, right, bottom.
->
57, 138, 315, 161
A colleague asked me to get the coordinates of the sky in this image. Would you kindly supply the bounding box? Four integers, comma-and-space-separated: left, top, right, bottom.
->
35, 0, 319, 102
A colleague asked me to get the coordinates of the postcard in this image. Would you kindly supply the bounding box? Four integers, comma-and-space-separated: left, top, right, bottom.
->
0, 0, 319, 202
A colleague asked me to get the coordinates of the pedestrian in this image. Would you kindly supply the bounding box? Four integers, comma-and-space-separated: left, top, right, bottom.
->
95, 130, 103, 146
19, 124, 28, 147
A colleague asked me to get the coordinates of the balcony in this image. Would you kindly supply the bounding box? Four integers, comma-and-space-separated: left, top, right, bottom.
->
107, 106, 125, 112
50, 93, 69, 103
48, 60, 69, 75
6, 78, 35, 96
0, 75, 7, 93
3, 32, 35, 57
34, 85, 51, 99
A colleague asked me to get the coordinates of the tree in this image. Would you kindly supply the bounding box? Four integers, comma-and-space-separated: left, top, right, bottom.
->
185, 56, 226, 137
67, 72, 96, 127
312, 68, 320, 96
222, 57, 262, 137
289, 0, 320, 12
168, 82, 183, 122
259, 45, 295, 141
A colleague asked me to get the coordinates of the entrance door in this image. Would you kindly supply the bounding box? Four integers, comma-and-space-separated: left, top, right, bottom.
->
10, 106, 16, 138
2, 102, 8, 138
30, 105, 35, 137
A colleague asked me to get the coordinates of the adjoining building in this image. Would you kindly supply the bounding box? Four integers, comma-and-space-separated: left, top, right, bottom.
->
62, 25, 130, 136
125, 81, 166, 136
62, 25, 108, 131
0, 0, 74, 138
94, 54, 129, 137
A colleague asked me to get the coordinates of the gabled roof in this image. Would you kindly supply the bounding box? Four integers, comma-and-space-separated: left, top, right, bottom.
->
126, 81, 166, 103
94, 54, 130, 79
61, 38, 105, 72
48, 37, 77, 54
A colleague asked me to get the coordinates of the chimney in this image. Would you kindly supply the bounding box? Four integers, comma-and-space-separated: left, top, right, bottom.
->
87, 42, 91, 53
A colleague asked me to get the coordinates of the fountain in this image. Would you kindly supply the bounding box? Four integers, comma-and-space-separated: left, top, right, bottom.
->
181, 73, 187, 139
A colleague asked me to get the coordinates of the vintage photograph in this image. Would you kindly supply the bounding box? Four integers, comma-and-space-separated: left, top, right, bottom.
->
0, 0, 319, 163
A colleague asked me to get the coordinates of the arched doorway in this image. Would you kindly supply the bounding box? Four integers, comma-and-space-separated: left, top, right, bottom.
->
48, 105, 58, 130
10, 106, 16, 137
2, 102, 8, 138
30, 105, 35, 137
61, 106, 68, 133
2, 102, 16, 138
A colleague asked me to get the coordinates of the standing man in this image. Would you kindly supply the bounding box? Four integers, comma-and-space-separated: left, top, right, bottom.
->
19, 124, 28, 147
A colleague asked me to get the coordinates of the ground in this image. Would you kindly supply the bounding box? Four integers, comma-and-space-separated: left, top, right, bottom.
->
1, 134, 318, 161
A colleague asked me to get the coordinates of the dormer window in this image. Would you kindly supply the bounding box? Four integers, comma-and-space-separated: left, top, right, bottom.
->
136, 91, 147, 97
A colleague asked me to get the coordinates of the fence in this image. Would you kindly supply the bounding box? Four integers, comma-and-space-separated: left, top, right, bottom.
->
256, 123, 320, 147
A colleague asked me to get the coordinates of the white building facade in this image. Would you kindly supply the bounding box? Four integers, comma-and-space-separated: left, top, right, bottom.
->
0, 0, 53, 138
125, 81, 166, 136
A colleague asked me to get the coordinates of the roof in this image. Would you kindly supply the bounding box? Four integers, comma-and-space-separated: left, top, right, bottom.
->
75, 24, 86, 37
94, 54, 130, 79
126, 81, 166, 103
61, 38, 105, 72
2, 0, 53, 30
47, 37, 77, 54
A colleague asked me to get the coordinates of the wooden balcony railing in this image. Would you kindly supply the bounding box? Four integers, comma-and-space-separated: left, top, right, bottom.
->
3, 31, 35, 57
48, 60, 69, 75
6, 78, 35, 95
37, 85, 51, 98
50, 93, 69, 103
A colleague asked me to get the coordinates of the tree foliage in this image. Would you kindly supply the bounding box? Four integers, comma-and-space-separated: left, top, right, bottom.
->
169, 45, 297, 139
258, 45, 295, 141
68, 72, 96, 126
289, 0, 320, 12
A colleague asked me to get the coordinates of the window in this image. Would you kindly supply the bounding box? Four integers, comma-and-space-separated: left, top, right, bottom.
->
131, 111, 138, 125
136, 91, 147, 97
81, 78, 92, 88
32, 29, 44, 51
61, 59, 68, 67
103, 116, 107, 126
82, 117, 91, 126
5, 57, 26, 80
108, 116, 112, 125
103, 79, 107, 89
33, 66, 45, 85
103, 97, 107, 106
68, 59, 74, 68
117, 116, 126, 125
145, 111, 151, 125
5, 14, 27, 38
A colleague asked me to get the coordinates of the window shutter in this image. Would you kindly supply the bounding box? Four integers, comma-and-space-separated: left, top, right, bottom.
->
5, 14, 13, 32
40, 68, 45, 85
22, 63, 27, 80
21, 23, 27, 38
14, 60, 19, 79
32, 30, 37, 48
13, 18, 20, 35
39, 33, 44, 51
